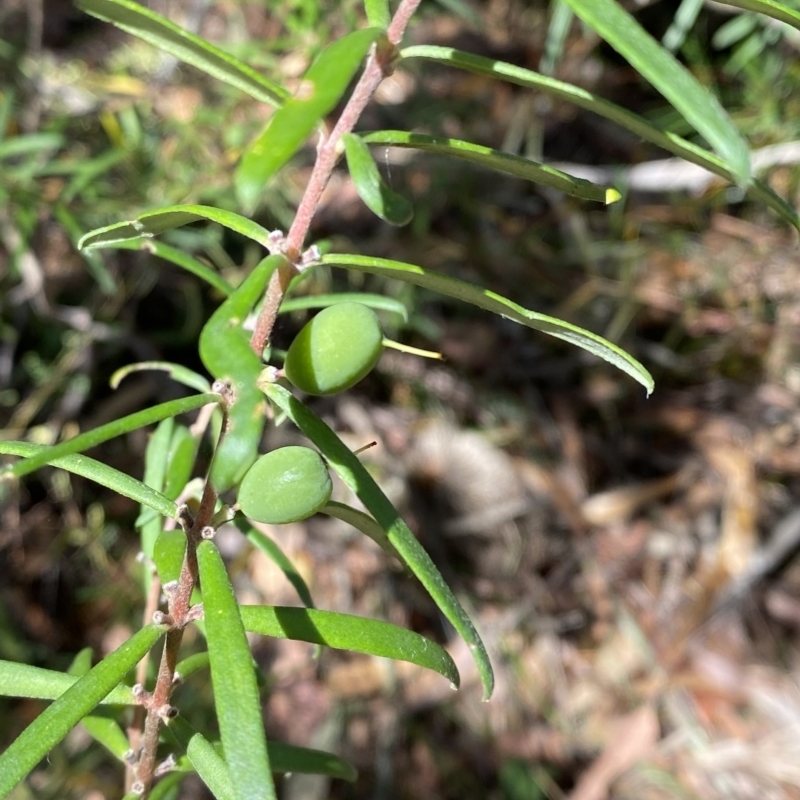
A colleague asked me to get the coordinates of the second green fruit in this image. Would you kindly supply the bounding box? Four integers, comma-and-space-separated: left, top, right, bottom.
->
284, 302, 383, 395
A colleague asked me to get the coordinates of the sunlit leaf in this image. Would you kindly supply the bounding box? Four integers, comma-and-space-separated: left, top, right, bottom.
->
78, 205, 273, 250
715, 0, 800, 30
260, 382, 495, 700
0, 441, 178, 520
76, 0, 287, 106
197, 540, 276, 800
361, 131, 618, 203
241, 605, 459, 686
0, 625, 164, 797
187, 734, 235, 800
236, 28, 382, 211
320, 253, 654, 394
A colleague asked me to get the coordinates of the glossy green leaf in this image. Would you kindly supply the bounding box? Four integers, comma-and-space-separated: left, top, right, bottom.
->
241, 605, 459, 686
320, 501, 397, 557
0, 392, 220, 481
78, 205, 273, 251
196, 539, 276, 800
399, 45, 800, 232
715, 0, 800, 30
320, 253, 654, 394
361, 131, 619, 203
562, 0, 750, 185
343, 133, 414, 225
364, 0, 390, 28
187, 733, 236, 800
153, 530, 188, 586
260, 383, 494, 700
76, 0, 287, 106
0, 625, 164, 797
102, 239, 234, 298
200, 255, 285, 492
112, 361, 211, 394
237, 519, 316, 608
0, 661, 136, 705
0, 441, 178, 520
280, 292, 408, 321
236, 28, 382, 211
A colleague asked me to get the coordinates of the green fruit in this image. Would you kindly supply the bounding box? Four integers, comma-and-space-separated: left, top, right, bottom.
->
238, 446, 332, 524
284, 302, 383, 395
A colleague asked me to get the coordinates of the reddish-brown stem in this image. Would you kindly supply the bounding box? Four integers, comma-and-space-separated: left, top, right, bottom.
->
250, 0, 423, 356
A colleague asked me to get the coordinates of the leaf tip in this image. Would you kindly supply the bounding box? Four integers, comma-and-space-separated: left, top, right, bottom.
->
605, 187, 622, 205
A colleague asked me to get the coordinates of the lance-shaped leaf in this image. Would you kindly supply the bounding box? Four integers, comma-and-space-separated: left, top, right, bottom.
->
260, 382, 494, 700
0, 392, 220, 481
0, 625, 164, 797
0, 441, 178, 520
113, 360, 211, 394
398, 45, 800, 232
103, 239, 234, 298
236, 28, 382, 211
197, 539, 276, 800
563, 0, 750, 185
320, 501, 398, 557
78, 205, 273, 250
76, 0, 287, 106
187, 734, 236, 800
343, 133, 413, 225
320, 253, 654, 394
280, 291, 408, 320
240, 605, 459, 687
361, 131, 619, 203
0, 661, 136, 705
715, 0, 800, 30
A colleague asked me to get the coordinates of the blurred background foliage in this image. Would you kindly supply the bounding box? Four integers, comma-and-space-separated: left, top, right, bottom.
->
3, 0, 800, 798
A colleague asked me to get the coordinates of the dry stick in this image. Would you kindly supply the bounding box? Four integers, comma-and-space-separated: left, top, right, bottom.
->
250, 0, 423, 357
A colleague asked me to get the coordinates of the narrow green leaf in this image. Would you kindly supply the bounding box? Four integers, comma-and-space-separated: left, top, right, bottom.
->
237, 520, 316, 608
0, 133, 63, 160
112, 361, 211, 394
77, 205, 273, 251
714, 0, 800, 31
320, 501, 397, 557
0, 625, 164, 797
265, 741, 357, 781
241, 605, 459, 687
399, 46, 800, 232
135, 416, 174, 538
197, 539, 276, 800
0, 393, 220, 481
361, 131, 618, 203
236, 28, 382, 211
75, 0, 287, 106
0, 661, 136, 705
260, 383, 495, 700
280, 292, 408, 321
175, 652, 210, 681
562, 0, 750, 184
0, 441, 179, 520
320, 253, 654, 394
364, 0, 390, 28
343, 133, 414, 225
102, 239, 234, 298
81, 713, 131, 760
153, 530, 188, 586
187, 733, 236, 800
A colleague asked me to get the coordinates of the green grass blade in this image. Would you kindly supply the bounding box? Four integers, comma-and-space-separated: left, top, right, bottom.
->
563, 0, 750, 184
197, 540, 276, 800
260, 383, 494, 700
0, 661, 136, 705
361, 131, 619, 203
0, 441, 179, 520
187, 733, 236, 800
76, 0, 287, 106
0, 625, 164, 797
236, 28, 382, 211
343, 133, 414, 224
714, 0, 800, 30
280, 292, 408, 320
320, 253, 654, 394
0, 133, 63, 160
102, 239, 234, 297
240, 605, 459, 687
1, 393, 220, 481
78, 205, 273, 250
112, 361, 211, 394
